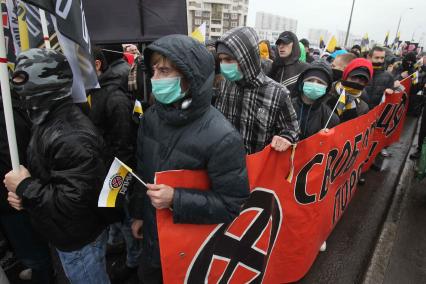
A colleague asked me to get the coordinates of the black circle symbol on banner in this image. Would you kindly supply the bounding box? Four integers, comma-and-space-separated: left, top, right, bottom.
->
185, 188, 283, 283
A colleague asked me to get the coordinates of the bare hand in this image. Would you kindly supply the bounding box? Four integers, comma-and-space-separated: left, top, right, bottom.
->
7, 192, 23, 211
401, 71, 409, 79
146, 184, 175, 209
131, 219, 143, 239
320, 128, 330, 134
4, 165, 31, 193
385, 88, 394, 95
394, 80, 401, 88
271, 136, 292, 152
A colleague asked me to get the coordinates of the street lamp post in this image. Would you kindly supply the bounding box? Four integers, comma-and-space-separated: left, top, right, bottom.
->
344, 0, 356, 47
395, 7, 413, 41
411, 26, 421, 42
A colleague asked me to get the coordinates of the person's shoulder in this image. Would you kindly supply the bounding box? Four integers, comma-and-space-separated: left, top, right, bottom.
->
206, 106, 237, 131
106, 88, 132, 105
299, 61, 310, 67
139, 105, 159, 125
190, 107, 243, 151
264, 76, 290, 93
357, 99, 370, 114
383, 70, 394, 78
295, 60, 310, 70
43, 114, 100, 154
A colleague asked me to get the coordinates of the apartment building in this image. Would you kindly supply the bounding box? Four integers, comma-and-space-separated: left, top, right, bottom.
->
187, 0, 249, 40
254, 11, 297, 42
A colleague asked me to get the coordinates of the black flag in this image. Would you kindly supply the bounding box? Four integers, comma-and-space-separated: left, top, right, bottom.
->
21, 0, 98, 103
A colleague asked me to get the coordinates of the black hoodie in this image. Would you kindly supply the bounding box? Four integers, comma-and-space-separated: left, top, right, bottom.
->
269, 31, 309, 95
129, 34, 250, 268
87, 66, 136, 167
292, 62, 340, 139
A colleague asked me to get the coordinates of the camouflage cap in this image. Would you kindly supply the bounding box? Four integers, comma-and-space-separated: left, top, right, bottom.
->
12, 48, 73, 98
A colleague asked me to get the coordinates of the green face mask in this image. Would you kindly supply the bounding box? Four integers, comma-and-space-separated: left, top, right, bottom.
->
220, 63, 243, 81
302, 81, 327, 100
151, 77, 186, 105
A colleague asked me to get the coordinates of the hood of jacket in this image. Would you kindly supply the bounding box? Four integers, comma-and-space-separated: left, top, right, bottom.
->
98, 65, 123, 90
108, 59, 130, 90
144, 34, 215, 126
294, 60, 333, 109
216, 27, 266, 88
275, 31, 301, 66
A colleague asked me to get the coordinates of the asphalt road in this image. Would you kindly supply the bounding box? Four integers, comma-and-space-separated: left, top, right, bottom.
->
382, 178, 426, 283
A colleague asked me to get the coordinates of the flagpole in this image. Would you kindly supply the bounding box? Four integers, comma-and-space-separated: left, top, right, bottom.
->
324, 89, 345, 130
141, 43, 148, 104
0, 4, 19, 170
115, 158, 147, 187
400, 71, 420, 83
344, 0, 356, 47
39, 9, 51, 49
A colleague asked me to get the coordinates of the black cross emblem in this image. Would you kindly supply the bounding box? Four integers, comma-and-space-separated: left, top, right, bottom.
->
185, 188, 283, 283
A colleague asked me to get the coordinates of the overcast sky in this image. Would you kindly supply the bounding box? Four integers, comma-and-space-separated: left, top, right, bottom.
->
247, 0, 426, 45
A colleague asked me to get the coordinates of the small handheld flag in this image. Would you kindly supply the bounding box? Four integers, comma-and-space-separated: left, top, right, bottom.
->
326, 36, 337, 53
98, 158, 146, 208
190, 22, 206, 43
412, 71, 419, 85
384, 31, 389, 47
133, 99, 143, 116
361, 33, 369, 52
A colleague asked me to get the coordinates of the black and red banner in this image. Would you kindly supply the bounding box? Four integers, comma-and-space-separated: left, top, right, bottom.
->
156, 79, 411, 283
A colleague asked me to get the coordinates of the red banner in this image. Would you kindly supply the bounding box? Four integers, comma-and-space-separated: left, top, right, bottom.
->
156, 80, 411, 283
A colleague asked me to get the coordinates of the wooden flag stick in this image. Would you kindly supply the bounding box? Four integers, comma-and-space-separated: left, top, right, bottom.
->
0, 4, 19, 171
39, 9, 51, 49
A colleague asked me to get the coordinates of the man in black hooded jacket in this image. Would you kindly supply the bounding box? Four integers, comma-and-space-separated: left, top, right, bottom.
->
269, 31, 309, 95
129, 35, 250, 283
4, 48, 110, 284
362, 46, 395, 110
89, 47, 140, 282
89, 47, 136, 167
292, 61, 339, 139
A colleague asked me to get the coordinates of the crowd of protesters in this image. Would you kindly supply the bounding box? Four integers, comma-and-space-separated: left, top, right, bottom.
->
0, 25, 425, 284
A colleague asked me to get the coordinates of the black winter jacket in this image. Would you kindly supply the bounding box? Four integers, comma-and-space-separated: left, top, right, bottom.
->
16, 101, 107, 251
87, 66, 136, 167
129, 35, 250, 268
269, 31, 309, 95
293, 97, 339, 139
0, 98, 31, 214
362, 69, 394, 109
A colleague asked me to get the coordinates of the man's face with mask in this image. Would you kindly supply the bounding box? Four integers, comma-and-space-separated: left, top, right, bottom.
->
369, 51, 386, 65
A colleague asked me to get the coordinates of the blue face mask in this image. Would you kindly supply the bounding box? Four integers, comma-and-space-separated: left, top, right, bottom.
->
220, 63, 243, 81
151, 77, 186, 105
302, 81, 327, 100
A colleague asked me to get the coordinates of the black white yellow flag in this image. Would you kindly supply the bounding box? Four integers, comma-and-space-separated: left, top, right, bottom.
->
98, 158, 133, 208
